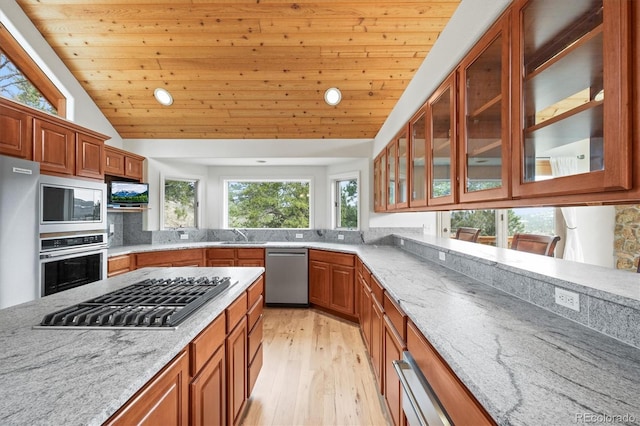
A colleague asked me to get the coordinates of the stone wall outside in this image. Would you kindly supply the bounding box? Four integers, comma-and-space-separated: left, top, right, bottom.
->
614, 205, 640, 271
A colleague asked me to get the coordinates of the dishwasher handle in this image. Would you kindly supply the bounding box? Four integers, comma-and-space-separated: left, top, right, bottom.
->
393, 352, 452, 426
266, 252, 307, 257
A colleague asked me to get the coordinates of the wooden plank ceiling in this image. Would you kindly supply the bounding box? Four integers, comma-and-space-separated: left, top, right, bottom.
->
16, 0, 460, 140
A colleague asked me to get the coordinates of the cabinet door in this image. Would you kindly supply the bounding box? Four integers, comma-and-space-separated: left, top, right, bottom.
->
309, 260, 330, 307
384, 316, 407, 426
76, 132, 104, 179
370, 297, 384, 392
33, 118, 75, 175
329, 265, 355, 315
511, 0, 632, 197
190, 346, 226, 426
374, 151, 387, 212
104, 147, 125, 176
458, 10, 511, 202
396, 126, 410, 209
105, 350, 189, 426
226, 317, 247, 426
0, 103, 32, 159
125, 155, 144, 180
409, 106, 428, 207
386, 141, 397, 209
360, 280, 372, 351
428, 73, 457, 206
107, 255, 131, 277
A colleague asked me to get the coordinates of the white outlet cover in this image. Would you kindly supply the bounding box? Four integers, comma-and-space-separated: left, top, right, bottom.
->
439, 251, 446, 261
555, 287, 580, 312
338, 234, 344, 240
400, 239, 404, 246
295, 233, 303, 239
180, 234, 189, 240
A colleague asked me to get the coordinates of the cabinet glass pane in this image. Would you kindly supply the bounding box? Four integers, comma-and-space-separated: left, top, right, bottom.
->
397, 133, 408, 205
380, 153, 386, 209
387, 145, 396, 206
411, 113, 427, 203
465, 35, 503, 192
521, 0, 603, 182
431, 87, 452, 198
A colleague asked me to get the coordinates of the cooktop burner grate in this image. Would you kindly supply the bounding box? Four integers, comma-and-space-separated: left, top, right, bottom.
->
38, 276, 232, 329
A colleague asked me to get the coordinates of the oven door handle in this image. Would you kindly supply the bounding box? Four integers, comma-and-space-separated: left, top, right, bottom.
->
40, 246, 107, 260
393, 353, 452, 426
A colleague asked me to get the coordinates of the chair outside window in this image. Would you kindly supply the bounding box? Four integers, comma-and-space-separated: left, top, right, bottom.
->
454, 227, 481, 243
510, 233, 560, 257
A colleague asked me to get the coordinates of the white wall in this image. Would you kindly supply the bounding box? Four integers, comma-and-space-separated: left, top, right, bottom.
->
575, 206, 616, 268
0, 2, 123, 147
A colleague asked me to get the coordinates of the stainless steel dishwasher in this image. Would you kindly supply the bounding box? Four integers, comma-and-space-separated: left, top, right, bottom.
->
265, 248, 308, 306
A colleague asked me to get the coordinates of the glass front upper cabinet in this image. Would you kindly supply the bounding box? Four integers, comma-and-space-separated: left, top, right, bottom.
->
409, 107, 427, 207
396, 127, 409, 209
374, 151, 387, 212
512, 0, 631, 196
428, 73, 456, 206
386, 140, 396, 209
458, 10, 511, 203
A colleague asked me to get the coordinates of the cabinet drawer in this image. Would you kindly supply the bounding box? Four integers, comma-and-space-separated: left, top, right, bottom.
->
237, 248, 264, 259
247, 295, 263, 332
371, 276, 384, 305
107, 255, 131, 277
309, 249, 355, 267
248, 343, 263, 395
248, 315, 264, 362
190, 313, 225, 377
247, 276, 264, 308
383, 292, 407, 342
206, 248, 235, 259
135, 249, 203, 268
226, 292, 248, 333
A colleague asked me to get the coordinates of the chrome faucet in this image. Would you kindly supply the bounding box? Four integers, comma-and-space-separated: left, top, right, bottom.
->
233, 228, 249, 242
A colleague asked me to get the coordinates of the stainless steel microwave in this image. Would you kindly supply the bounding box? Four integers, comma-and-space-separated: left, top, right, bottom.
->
39, 175, 107, 234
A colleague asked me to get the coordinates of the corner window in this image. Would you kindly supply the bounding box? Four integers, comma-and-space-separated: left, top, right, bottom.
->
0, 24, 65, 115
225, 180, 311, 229
333, 177, 359, 230
163, 178, 199, 229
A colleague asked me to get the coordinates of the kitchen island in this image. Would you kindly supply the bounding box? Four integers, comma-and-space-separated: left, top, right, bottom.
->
0, 266, 263, 426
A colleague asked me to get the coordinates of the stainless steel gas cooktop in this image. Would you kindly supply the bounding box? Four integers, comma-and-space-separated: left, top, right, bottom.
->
37, 276, 233, 330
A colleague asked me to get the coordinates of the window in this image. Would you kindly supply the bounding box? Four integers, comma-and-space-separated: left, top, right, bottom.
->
0, 24, 66, 115
163, 178, 199, 229
225, 180, 311, 229
333, 177, 358, 230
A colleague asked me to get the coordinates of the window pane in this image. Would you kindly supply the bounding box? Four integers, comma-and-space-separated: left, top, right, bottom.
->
508, 208, 555, 236
227, 181, 310, 229
336, 179, 358, 229
451, 209, 497, 245
0, 51, 57, 115
164, 179, 197, 228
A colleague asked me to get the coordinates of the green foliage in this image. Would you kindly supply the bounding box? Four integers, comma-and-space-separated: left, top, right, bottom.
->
338, 179, 358, 229
0, 52, 57, 114
164, 180, 196, 228
451, 209, 524, 236
228, 181, 310, 228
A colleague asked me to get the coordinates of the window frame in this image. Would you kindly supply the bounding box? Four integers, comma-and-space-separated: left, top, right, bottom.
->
330, 172, 360, 231
160, 174, 203, 230
223, 177, 314, 230
0, 24, 66, 116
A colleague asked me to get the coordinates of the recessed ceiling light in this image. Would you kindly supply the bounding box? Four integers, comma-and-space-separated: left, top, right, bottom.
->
324, 87, 341, 106
154, 88, 173, 106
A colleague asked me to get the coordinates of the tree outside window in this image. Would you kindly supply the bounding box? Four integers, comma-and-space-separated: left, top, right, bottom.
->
336, 178, 358, 229
164, 179, 197, 228
227, 180, 310, 229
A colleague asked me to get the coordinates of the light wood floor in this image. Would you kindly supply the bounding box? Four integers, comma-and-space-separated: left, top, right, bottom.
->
240, 308, 390, 426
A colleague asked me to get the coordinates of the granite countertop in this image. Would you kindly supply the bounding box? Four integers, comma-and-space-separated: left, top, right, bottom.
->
2, 241, 640, 425
0, 266, 264, 426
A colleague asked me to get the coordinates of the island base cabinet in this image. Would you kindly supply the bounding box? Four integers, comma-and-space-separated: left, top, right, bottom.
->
227, 316, 248, 426
104, 350, 189, 426
406, 321, 495, 425
384, 316, 407, 426
190, 346, 226, 426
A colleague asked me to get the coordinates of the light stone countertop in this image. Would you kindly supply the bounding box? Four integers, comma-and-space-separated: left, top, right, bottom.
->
0, 266, 264, 426
1, 241, 639, 425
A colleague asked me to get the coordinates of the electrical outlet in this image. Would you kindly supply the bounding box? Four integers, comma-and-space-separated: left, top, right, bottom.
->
400, 239, 404, 246
338, 234, 344, 240
180, 233, 189, 240
295, 233, 304, 239
555, 287, 580, 311
439, 251, 446, 261
109, 224, 115, 234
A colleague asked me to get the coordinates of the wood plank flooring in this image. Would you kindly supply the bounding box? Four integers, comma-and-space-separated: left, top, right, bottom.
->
240, 308, 390, 426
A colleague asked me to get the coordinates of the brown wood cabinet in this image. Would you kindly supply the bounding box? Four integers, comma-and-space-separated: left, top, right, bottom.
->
226, 315, 247, 426
373, 150, 387, 212
370, 292, 384, 393
308, 250, 356, 317
0, 100, 32, 159
206, 248, 265, 268
104, 145, 145, 181
246, 276, 264, 395
75, 132, 104, 179
407, 320, 495, 425
107, 254, 132, 277
33, 118, 76, 176
382, 293, 408, 426
135, 249, 204, 268
190, 314, 226, 426
104, 350, 190, 426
